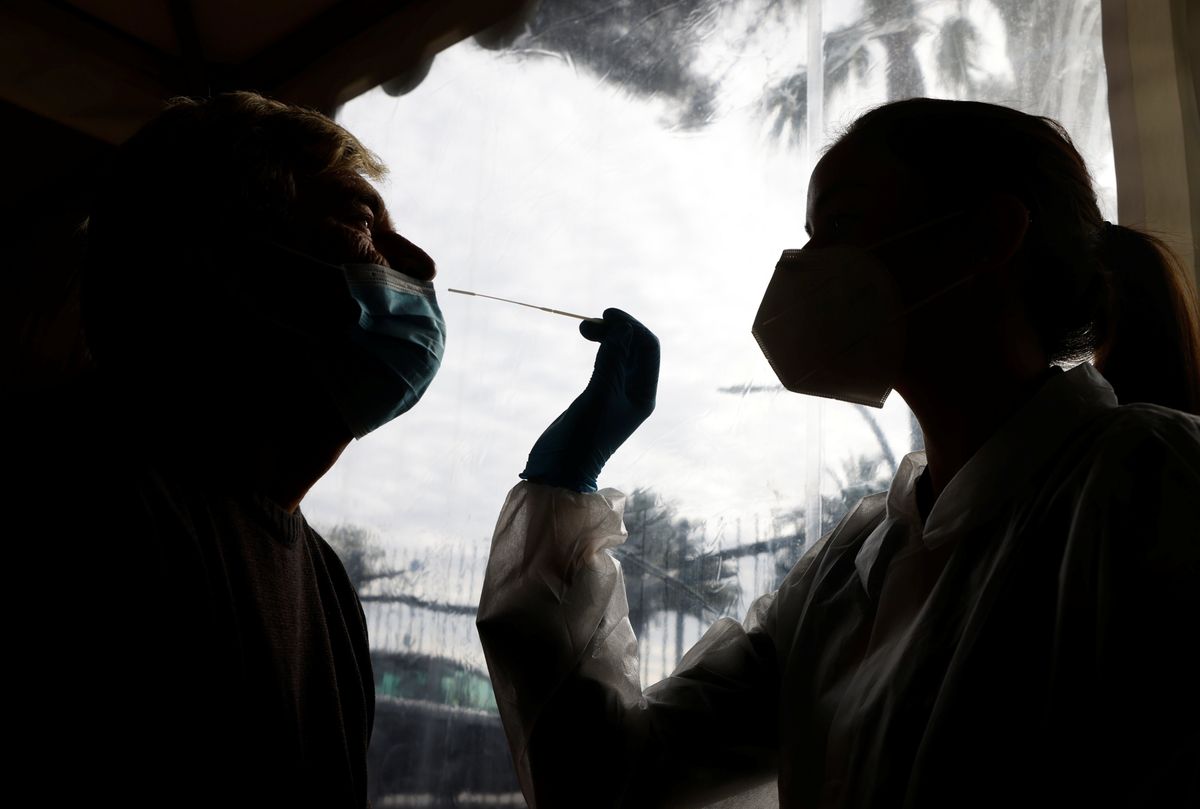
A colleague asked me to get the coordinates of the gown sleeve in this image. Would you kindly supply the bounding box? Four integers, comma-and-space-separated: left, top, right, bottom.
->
476, 482, 784, 809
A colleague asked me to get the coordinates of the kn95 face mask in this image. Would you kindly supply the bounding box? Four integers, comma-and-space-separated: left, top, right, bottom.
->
752, 246, 906, 407
751, 211, 969, 408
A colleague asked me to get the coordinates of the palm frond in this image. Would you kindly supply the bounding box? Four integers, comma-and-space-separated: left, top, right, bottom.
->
935, 16, 981, 96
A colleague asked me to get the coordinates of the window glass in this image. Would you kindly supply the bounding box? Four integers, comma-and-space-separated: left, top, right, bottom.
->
307, 0, 1114, 803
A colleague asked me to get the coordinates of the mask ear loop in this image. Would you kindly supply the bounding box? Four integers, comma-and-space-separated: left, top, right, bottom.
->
867, 206, 1020, 323
897, 269, 980, 318
900, 204, 1034, 317
864, 208, 971, 252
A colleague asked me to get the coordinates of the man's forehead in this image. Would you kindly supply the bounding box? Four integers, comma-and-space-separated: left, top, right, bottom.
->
308, 170, 386, 207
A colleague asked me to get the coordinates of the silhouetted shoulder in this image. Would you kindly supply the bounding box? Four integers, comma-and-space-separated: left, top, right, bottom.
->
1064, 402, 1200, 601
1083, 401, 1200, 478
1096, 400, 1200, 441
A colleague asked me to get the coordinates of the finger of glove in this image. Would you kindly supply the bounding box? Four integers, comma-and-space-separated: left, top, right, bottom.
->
580, 307, 637, 344
624, 327, 661, 407
589, 315, 637, 386
596, 309, 658, 403
601, 307, 651, 357
579, 318, 607, 343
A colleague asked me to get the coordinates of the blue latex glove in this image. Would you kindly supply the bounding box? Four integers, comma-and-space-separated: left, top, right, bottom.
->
520, 308, 660, 492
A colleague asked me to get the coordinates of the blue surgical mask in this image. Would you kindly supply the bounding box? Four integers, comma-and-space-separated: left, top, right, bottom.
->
207, 241, 445, 438
325, 263, 446, 438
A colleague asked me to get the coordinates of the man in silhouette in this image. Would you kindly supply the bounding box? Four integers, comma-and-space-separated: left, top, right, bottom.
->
9, 92, 444, 807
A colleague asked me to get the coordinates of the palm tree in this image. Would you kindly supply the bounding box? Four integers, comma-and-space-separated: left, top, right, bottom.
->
324, 522, 385, 592
472, 0, 1107, 150
867, 0, 926, 98
617, 487, 741, 664
771, 452, 893, 585
477, 0, 723, 129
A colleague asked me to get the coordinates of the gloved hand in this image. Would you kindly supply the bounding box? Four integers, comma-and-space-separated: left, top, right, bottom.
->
521, 308, 660, 492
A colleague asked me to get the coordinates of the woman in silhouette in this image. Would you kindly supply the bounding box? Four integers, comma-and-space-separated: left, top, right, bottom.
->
477, 98, 1200, 809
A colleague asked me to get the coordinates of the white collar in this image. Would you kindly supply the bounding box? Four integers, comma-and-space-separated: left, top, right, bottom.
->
855, 363, 1119, 596
854, 451, 927, 598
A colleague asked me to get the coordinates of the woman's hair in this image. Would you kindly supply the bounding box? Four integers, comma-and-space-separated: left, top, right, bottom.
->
838, 98, 1200, 414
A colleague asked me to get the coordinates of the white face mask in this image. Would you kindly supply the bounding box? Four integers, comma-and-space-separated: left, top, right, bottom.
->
752, 246, 906, 407
751, 213, 968, 408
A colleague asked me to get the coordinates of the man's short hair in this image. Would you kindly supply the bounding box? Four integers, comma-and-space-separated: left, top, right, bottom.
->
83, 92, 384, 372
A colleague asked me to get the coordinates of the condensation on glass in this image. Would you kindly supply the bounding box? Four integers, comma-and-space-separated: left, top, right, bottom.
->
306, 1, 1116, 805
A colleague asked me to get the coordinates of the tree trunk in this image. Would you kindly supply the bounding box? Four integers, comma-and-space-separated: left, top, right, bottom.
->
675, 608, 686, 669
868, 0, 925, 100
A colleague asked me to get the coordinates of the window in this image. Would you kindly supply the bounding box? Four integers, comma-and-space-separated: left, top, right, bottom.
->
306, 1, 1115, 804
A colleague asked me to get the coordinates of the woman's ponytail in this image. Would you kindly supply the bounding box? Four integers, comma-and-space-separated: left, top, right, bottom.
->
1093, 224, 1200, 415
842, 99, 1200, 415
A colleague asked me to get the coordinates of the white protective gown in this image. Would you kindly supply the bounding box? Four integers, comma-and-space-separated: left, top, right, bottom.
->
477, 364, 1200, 808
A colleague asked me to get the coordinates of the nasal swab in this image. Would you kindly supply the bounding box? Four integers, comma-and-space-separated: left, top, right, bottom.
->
448, 288, 603, 323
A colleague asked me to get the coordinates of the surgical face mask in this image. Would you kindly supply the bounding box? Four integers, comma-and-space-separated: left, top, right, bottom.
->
321, 263, 446, 438
751, 213, 966, 408
213, 242, 446, 439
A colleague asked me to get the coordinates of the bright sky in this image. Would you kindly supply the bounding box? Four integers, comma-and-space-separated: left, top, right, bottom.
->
300, 0, 1115, 668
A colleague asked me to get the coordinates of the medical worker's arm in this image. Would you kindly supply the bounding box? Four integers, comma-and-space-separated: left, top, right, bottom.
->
477, 311, 781, 808
1055, 409, 1200, 805
478, 484, 781, 809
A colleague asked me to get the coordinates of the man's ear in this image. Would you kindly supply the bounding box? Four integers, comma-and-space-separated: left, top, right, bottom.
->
973, 193, 1031, 269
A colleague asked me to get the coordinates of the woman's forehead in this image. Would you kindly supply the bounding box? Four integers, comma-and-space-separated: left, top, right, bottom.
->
807, 137, 914, 217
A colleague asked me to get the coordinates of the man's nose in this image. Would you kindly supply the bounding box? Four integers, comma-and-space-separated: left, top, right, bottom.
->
380, 230, 437, 281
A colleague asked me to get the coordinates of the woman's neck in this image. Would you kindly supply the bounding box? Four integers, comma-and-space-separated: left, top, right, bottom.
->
903, 363, 1053, 497
896, 266, 1054, 498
